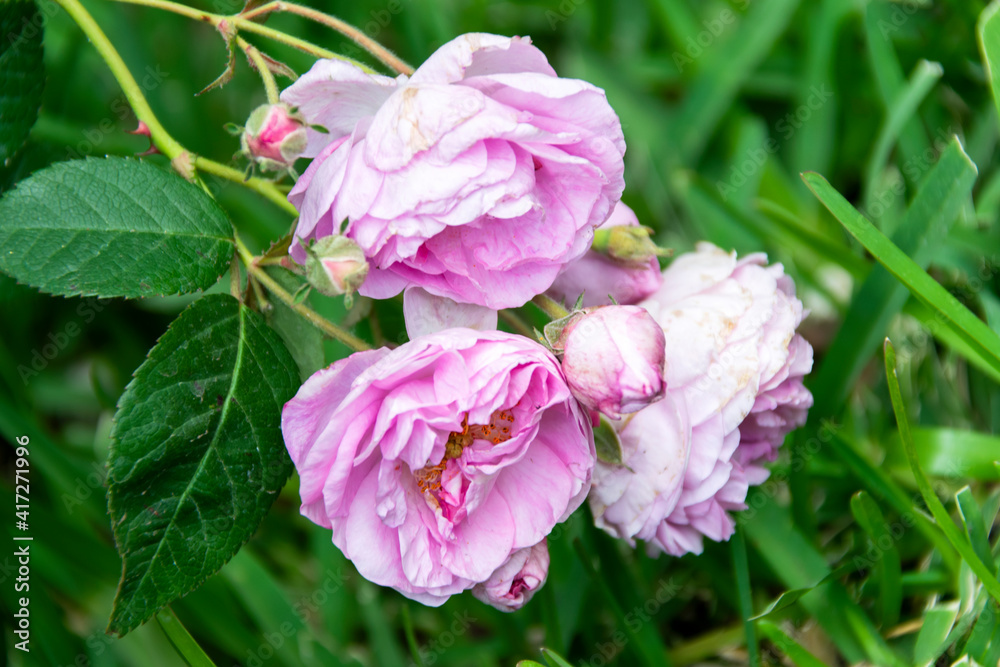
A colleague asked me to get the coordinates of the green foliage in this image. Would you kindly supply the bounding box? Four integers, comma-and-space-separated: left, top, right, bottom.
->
0, 0, 44, 169
107, 294, 298, 636
0, 157, 234, 298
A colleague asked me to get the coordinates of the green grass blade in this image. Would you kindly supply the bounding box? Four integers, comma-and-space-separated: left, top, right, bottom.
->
850, 491, 903, 628
156, 606, 219, 667
756, 621, 830, 667
803, 165, 1000, 381
827, 433, 960, 571
956, 487, 995, 575
808, 138, 979, 416
978, 1, 1000, 130
732, 528, 760, 667
743, 495, 904, 665
540, 647, 576, 667
884, 339, 1000, 605
673, 0, 802, 162
862, 60, 943, 211
913, 605, 960, 666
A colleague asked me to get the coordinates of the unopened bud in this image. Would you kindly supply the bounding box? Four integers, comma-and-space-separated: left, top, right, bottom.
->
303, 236, 369, 305
241, 103, 307, 171
591, 225, 669, 268
560, 305, 665, 420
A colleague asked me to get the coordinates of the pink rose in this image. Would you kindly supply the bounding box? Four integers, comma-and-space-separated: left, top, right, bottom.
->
559, 305, 665, 419
547, 202, 663, 308
281, 329, 595, 605
472, 539, 549, 611
589, 243, 813, 556
282, 33, 626, 309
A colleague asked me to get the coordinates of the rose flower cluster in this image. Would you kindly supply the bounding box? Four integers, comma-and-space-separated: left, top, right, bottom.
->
270, 34, 813, 611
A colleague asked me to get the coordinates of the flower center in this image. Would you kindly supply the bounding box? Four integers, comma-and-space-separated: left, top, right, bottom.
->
413, 408, 516, 497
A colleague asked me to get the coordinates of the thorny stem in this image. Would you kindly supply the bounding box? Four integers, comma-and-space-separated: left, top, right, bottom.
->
239, 1, 414, 75
107, 0, 376, 72
55, 0, 297, 212
239, 36, 280, 104
235, 235, 372, 352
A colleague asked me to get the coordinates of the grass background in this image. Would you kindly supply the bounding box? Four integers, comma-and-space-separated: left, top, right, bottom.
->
2, 0, 1000, 665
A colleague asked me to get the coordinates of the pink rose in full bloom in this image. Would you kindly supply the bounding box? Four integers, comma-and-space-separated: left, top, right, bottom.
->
547, 202, 663, 308
559, 305, 665, 420
472, 539, 549, 611
282, 33, 626, 309
589, 243, 813, 556
281, 329, 595, 605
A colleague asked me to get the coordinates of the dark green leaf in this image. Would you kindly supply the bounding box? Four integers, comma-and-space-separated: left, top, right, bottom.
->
107, 294, 299, 636
0, 157, 234, 298
0, 0, 44, 167
956, 488, 994, 576
850, 491, 902, 627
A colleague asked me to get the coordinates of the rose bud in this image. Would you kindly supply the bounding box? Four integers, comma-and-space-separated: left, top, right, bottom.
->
472, 540, 550, 612
547, 202, 664, 308
303, 236, 369, 305
559, 305, 666, 420
241, 103, 308, 171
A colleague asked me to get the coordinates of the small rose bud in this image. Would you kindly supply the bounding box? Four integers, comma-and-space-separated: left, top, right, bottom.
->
472, 540, 550, 612
241, 103, 307, 171
591, 224, 669, 268
303, 236, 369, 305
560, 305, 666, 420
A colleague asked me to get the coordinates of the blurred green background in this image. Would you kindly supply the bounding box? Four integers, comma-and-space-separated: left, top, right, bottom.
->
3, 0, 1000, 665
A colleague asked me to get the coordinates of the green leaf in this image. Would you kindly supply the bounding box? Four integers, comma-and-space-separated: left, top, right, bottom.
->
803, 163, 1000, 381
809, 138, 979, 416
731, 528, 760, 667
979, 2, 1000, 130
0, 157, 234, 298
594, 417, 624, 465
107, 294, 299, 636
749, 563, 854, 621
0, 0, 45, 167
884, 339, 1000, 606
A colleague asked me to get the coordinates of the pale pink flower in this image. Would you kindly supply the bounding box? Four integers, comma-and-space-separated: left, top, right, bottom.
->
281, 329, 594, 605
590, 243, 813, 556
282, 33, 625, 309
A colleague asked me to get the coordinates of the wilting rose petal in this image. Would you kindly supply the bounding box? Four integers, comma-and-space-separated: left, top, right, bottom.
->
472, 539, 549, 611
